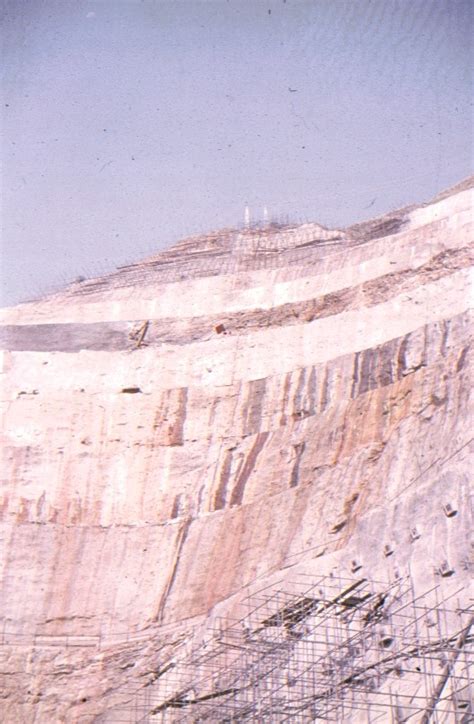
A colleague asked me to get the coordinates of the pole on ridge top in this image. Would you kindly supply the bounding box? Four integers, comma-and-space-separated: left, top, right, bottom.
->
263, 206, 269, 225
244, 204, 250, 229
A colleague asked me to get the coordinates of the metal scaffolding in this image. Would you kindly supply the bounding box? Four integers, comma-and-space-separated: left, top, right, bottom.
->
64, 226, 365, 301
120, 573, 473, 723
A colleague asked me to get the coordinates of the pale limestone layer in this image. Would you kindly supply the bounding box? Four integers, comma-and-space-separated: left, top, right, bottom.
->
0, 181, 472, 723
0, 186, 471, 326
1, 267, 470, 395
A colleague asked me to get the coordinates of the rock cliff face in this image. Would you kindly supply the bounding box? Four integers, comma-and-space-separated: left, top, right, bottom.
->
0, 179, 472, 722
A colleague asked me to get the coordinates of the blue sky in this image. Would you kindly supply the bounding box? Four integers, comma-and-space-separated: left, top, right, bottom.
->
1, 0, 472, 304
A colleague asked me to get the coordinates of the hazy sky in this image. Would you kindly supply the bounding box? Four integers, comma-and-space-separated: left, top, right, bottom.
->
1, 0, 472, 305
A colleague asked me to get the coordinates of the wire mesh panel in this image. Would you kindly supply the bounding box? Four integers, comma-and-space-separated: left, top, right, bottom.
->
55, 225, 368, 303
114, 574, 473, 723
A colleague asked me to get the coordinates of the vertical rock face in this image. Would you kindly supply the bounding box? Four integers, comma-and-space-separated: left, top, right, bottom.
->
0, 179, 472, 721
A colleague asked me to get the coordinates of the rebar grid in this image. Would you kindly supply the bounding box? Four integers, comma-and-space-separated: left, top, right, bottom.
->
59, 227, 368, 302
120, 574, 473, 723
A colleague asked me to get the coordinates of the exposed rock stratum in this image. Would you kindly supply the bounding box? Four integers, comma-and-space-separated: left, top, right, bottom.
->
0, 179, 473, 722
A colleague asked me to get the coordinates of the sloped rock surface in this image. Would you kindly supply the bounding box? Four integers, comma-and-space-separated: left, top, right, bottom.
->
0, 180, 472, 722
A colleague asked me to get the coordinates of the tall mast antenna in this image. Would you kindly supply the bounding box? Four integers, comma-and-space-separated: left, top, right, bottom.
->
244, 204, 250, 228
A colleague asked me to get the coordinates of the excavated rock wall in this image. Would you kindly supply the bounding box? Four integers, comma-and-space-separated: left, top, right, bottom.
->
0, 182, 472, 722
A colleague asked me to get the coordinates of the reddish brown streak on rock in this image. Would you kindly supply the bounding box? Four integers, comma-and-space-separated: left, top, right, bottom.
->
230, 431, 270, 506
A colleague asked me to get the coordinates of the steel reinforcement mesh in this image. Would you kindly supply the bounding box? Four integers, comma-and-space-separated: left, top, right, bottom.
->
110, 573, 473, 723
